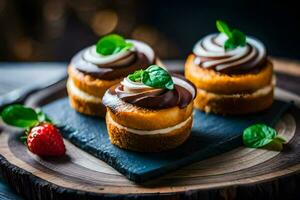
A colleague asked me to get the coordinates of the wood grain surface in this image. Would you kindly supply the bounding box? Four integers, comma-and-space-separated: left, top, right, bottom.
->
1, 59, 300, 200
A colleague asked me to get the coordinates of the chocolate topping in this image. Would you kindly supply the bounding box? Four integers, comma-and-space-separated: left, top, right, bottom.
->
71, 50, 152, 80
103, 75, 196, 110
193, 33, 267, 74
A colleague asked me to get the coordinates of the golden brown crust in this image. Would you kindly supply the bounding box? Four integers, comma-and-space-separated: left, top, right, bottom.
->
107, 101, 194, 130
67, 87, 106, 117
194, 87, 274, 115
106, 113, 192, 152
68, 65, 120, 98
185, 54, 273, 94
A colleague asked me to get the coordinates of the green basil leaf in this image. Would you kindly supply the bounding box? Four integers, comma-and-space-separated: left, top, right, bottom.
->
128, 69, 144, 82
231, 29, 246, 46
216, 20, 232, 37
20, 135, 28, 145
274, 135, 286, 143
142, 65, 174, 90
243, 124, 277, 148
224, 30, 246, 51
96, 34, 133, 56
1, 104, 39, 128
122, 42, 134, 51
243, 124, 285, 151
216, 20, 247, 51
224, 38, 238, 50
263, 136, 285, 151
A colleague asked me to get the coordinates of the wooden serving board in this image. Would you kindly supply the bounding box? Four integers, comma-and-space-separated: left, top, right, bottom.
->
1, 59, 300, 200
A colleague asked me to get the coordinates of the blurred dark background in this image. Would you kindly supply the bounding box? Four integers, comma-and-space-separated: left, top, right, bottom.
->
0, 0, 299, 61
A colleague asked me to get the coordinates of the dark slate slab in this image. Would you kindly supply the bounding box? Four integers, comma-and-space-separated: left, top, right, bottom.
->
42, 98, 291, 183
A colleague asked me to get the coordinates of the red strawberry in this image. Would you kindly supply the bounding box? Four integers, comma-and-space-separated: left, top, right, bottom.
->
27, 123, 66, 156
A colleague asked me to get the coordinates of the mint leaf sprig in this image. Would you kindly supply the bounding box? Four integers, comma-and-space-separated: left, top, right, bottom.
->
243, 124, 286, 151
1, 104, 51, 129
128, 65, 174, 90
216, 20, 246, 51
96, 34, 133, 56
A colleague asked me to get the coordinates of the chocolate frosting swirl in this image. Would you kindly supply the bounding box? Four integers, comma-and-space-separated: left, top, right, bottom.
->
103, 74, 196, 110
193, 33, 267, 74
70, 40, 155, 80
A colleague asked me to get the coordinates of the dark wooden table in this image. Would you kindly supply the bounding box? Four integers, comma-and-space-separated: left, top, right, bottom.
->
0, 59, 300, 200
0, 62, 67, 200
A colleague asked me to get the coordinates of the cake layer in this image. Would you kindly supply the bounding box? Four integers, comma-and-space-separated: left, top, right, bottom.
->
67, 78, 106, 117
106, 112, 193, 152
67, 78, 102, 103
197, 82, 273, 99
105, 100, 194, 130
68, 65, 120, 98
107, 111, 192, 135
194, 84, 274, 115
185, 54, 273, 95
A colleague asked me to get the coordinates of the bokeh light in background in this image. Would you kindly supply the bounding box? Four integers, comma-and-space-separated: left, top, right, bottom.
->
0, 0, 299, 61
0, 0, 177, 61
0, 0, 5, 14
91, 9, 118, 36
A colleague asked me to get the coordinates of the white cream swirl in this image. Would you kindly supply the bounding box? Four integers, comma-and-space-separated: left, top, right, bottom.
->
83, 39, 155, 68
121, 77, 158, 93
172, 76, 196, 99
120, 75, 196, 99
193, 33, 267, 73
103, 73, 196, 110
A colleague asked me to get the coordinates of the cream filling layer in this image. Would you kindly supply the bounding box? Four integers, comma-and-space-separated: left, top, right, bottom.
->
197, 82, 274, 99
107, 112, 192, 135
67, 79, 102, 103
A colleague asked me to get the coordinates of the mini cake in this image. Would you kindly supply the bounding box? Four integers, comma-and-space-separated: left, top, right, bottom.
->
185, 20, 274, 115
102, 65, 196, 152
67, 34, 161, 116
